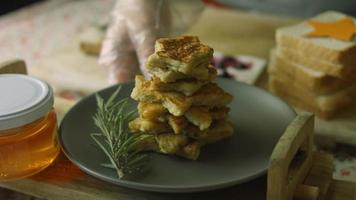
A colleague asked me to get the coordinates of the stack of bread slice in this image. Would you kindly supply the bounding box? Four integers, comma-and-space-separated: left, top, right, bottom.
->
130, 36, 233, 160
268, 11, 356, 119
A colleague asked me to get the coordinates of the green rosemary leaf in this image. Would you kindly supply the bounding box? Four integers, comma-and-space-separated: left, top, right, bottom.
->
106, 87, 121, 106
101, 163, 116, 169
90, 133, 118, 170
92, 86, 150, 179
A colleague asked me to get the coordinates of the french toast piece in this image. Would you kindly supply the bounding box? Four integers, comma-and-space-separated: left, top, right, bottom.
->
153, 135, 201, 160
131, 76, 193, 116
149, 64, 217, 83
138, 102, 229, 132
130, 114, 187, 135
151, 76, 210, 96
146, 36, 213, 74
134, 126, 229, 160
184, 120, 234, 145
138, 101, 167, 122
129, 117, 172, 135
155, 134, 189, 154
167, 115, 188, 134
131, 76, 233, 116
184, 107, 231, 131
191, 83, 233, 108
184, 107, 211, 131
177, 141, 201, 160
134, 132, 200, 160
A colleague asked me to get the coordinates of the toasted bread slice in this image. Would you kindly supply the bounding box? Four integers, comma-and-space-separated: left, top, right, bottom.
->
191, 83, 232, 107
130, 115, 187, 135
167, 115, 189, 134
184, 106, 229, 130
148, 64, 217, 83
134, 120, 232, 160
269, 75, 356, 119
151, 76, 210, 96
133, 81, 193, 117
138, 102, 186, 134
269, 49, 355, 94
176, 141, 201, 160
155, 134, 189, 154
129, 117, 172, 135
146, 36, 213, 74
184, 120, 234, 145
153, 134, 201, 160
131, 76, 232, 116
135, 132, 197, 159
137, 102, 229, 131
138, 101, 167, 122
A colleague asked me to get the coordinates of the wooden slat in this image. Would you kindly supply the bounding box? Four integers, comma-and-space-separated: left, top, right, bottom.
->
0, 59, 27, 74
294, 184, 319, 200
304, 152, 334, 200
268, 113, 314, 200
325, 180, 356, 200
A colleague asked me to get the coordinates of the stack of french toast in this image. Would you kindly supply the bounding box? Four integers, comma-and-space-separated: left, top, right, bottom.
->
129, 36, 233, 160
268, 11, 356, 119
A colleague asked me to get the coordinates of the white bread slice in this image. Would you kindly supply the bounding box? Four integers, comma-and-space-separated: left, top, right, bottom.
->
269, 75, 356, 119
268, 49, 355, 94
276, 47, 356, 79
276, 11, 356, 77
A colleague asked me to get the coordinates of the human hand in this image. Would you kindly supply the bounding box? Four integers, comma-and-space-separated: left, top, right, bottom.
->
99, 0, 205, 84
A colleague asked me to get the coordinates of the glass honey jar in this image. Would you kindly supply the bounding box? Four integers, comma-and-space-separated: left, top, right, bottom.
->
0, 74, 60, 181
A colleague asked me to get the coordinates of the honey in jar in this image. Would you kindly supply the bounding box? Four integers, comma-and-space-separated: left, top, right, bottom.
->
0, 74, 60, 181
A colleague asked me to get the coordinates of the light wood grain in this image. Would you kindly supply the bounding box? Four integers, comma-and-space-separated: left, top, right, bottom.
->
0, 59, 27, 74
294, 184, 319, 200
304, 152, 334, 200
0, 153, 268, 200
267, 113, 314, 200
325, 180, 356, 200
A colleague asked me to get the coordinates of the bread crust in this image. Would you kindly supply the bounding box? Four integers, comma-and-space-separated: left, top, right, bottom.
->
276, 11, 356, 77
269, 49, 355, 94
269, 75, 356, 119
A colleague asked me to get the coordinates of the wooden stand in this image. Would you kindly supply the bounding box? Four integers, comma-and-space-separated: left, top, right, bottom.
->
268, 113, 355, 200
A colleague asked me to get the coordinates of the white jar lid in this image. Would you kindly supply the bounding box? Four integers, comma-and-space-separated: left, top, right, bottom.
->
0, 74, 54, 132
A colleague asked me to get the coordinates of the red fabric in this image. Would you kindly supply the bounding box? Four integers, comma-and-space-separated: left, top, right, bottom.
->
202, 0, 226, 8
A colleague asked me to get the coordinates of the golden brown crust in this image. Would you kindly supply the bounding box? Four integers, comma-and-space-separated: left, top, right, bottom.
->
184, 120, 234, 145
131, 75, 233, 116
130, 36, 234, 160
155, 36, 213, 63
151, 76, 210, 96
129, 117, 172, 135
148, 64, 217, 83
176, 141, 201, 160
137, 101, 229, 132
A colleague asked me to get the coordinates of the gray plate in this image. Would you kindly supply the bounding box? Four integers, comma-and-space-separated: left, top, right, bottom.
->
59, 78, 296, 193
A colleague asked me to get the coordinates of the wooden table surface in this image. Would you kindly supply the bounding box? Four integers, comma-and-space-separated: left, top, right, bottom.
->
1, 6, 355, 200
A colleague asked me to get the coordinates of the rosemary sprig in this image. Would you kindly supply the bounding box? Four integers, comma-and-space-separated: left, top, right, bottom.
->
91, 86, 151, 179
